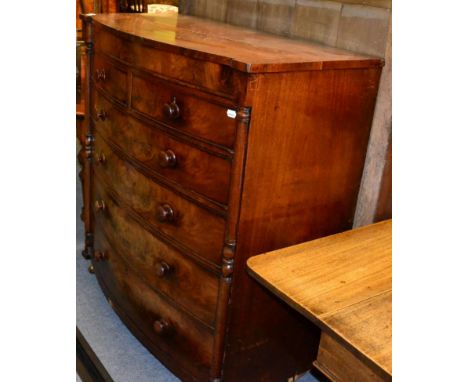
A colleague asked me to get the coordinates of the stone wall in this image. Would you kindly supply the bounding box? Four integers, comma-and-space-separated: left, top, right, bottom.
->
179, 0, 391, 57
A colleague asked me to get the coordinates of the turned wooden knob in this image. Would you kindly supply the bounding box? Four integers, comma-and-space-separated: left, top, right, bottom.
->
163, 97, 180, 120
94, 251, 107, 262
153, 319, 171, 335
97, 109, 107, 121
95, 68, 106, 81
95, 200, 106, 212
95, 152, 106, 165
155, 261, 172, 278
158, 149, 177, 168
81, 249, 91, 260
156, 203, 174, 223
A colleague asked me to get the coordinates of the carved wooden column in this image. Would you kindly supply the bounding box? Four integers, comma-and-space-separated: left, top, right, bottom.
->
211, 107, 250, 381
79, 13, 96, 260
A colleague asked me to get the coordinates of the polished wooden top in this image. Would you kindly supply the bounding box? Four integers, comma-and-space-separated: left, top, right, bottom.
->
247, 220, 392, 379
93, 13, 383, 73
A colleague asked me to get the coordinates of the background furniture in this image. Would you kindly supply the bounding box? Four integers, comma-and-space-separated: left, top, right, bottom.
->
119, 0, 145, 12
118, 0, 179, 13
248, 220, 392, 382
79, 11, 382, 381
77, 327, 113, 382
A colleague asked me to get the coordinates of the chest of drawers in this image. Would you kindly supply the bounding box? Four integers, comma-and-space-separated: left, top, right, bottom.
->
79, 12, 382, 382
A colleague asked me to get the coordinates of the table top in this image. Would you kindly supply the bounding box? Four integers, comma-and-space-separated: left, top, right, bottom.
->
247, 220, 392, 379
92, 13, 382, 73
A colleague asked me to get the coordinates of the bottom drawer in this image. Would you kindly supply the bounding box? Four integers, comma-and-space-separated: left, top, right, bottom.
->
92, 233, 214, 381
314, 333, 387, 382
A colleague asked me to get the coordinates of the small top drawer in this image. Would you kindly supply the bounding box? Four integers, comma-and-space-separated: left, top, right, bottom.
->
94, 93, 232, 205
94, 24, 239, 98
131, 73, 237, 148
93, 54, 128, 104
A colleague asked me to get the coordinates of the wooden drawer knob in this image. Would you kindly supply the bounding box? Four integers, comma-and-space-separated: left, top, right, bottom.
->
95, 200, 106, 212
153, 319, 171, 335
95, 152, 106, 165
163, 97, 180, 120
95, 68, 106, 81
81, 249, 91, 260
155, 261, 172, 278
156, 203, 174, 223
97, 109, 107, 121
158, 149, 177, 168
94, 251, 107, 262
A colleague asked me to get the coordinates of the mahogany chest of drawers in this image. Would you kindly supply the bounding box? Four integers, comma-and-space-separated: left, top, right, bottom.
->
79, 12, 382, 382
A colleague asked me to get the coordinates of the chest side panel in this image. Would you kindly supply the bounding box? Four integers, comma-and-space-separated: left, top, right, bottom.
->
222, 67, 382, 381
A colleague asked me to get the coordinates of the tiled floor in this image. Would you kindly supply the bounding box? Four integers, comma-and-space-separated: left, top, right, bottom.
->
76, 163, 319, 382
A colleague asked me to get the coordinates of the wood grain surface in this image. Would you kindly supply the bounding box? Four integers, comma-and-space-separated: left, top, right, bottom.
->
247, 220, 392, 380
94, 92, 232, 205
94, 192, 220, 326
93, 13, 382, 73
93, 137, 227, 265
314, 332, 387, 382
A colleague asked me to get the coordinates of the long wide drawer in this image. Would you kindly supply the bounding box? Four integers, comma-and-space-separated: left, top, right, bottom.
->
94, 135, 226, 265
94, 187, 219, 326
314, 333, 387, 382
94, 93, 232, 205
131, 73, 237, 148
92, 231, 214, 381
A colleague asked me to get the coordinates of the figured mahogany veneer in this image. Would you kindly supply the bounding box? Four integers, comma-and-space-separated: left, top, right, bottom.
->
93, 232, 215, 381
94, 93, 232, 205
94, 137, 226, 264
79, 11, 383, 382
94, 188, 219, 326
131, 73, 238, 148
93, 13, 382, 74
94, 26, 239, 98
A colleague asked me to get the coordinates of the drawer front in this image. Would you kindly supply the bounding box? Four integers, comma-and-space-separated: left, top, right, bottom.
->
93, 231, 214, 379
94, 187, 219, 326
94, 24, 237, 97
93, 53, 128, 104
131, 74, 237, 148
94, 93, 232, 205
314, 333, 386, 382
94, 136, 226, 265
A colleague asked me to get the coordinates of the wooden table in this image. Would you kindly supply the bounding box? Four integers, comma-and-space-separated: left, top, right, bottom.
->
247, 220, 392, 382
